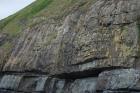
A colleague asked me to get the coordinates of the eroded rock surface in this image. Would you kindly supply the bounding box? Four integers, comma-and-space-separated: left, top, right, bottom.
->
97, 69, 140, 92
0, 0, 140, 93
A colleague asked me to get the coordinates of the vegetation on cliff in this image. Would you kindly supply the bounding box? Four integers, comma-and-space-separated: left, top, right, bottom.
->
0, 0, 94, 69
0, 0, 52, 37
0, 0, 91, 37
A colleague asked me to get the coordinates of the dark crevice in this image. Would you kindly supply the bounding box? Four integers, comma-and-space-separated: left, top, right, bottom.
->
0, 70, 48, 76
52, 67, 129, 79
71, 57, 108, 66
97, 88, 140, 93
0, 67, 129, 79
99, 22, 112, 27
99, 21, 134, 27
113, 22, 134, 26
115, 88, 140, 92
0, 88, 45, 93
131, 56, 140, 59
71, 56, 137, 66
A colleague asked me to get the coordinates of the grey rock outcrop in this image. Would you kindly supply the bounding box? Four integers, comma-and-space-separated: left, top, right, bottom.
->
97, 69, 140, 92
0, 0, 140, 93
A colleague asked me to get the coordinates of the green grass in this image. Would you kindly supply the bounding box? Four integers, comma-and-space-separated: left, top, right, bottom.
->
0, 42, 12, 50
0, 0, 95, 39
0, 0, 52, 37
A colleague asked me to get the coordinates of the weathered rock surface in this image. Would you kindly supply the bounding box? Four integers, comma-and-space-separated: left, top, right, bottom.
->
97, 69, 140, 92
0, 0, 140, 93
3, 0, 140, 74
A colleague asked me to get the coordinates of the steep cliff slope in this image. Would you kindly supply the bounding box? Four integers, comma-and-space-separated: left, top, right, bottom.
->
0, 0, 140, 93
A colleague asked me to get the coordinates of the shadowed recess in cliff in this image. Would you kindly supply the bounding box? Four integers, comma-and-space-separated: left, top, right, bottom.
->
52, 67, 128, 79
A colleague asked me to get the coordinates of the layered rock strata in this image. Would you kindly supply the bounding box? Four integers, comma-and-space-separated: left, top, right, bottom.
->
0, 0, 140, 93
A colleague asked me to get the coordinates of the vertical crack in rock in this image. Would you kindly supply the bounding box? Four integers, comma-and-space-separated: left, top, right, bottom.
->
35, 76, 48, 92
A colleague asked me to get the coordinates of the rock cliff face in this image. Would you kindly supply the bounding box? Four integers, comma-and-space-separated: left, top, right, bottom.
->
0, 0, 140, 93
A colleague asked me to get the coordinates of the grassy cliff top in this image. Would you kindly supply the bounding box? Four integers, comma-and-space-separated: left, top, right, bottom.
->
0, 0, 94, 38
0, 0, 52, 37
